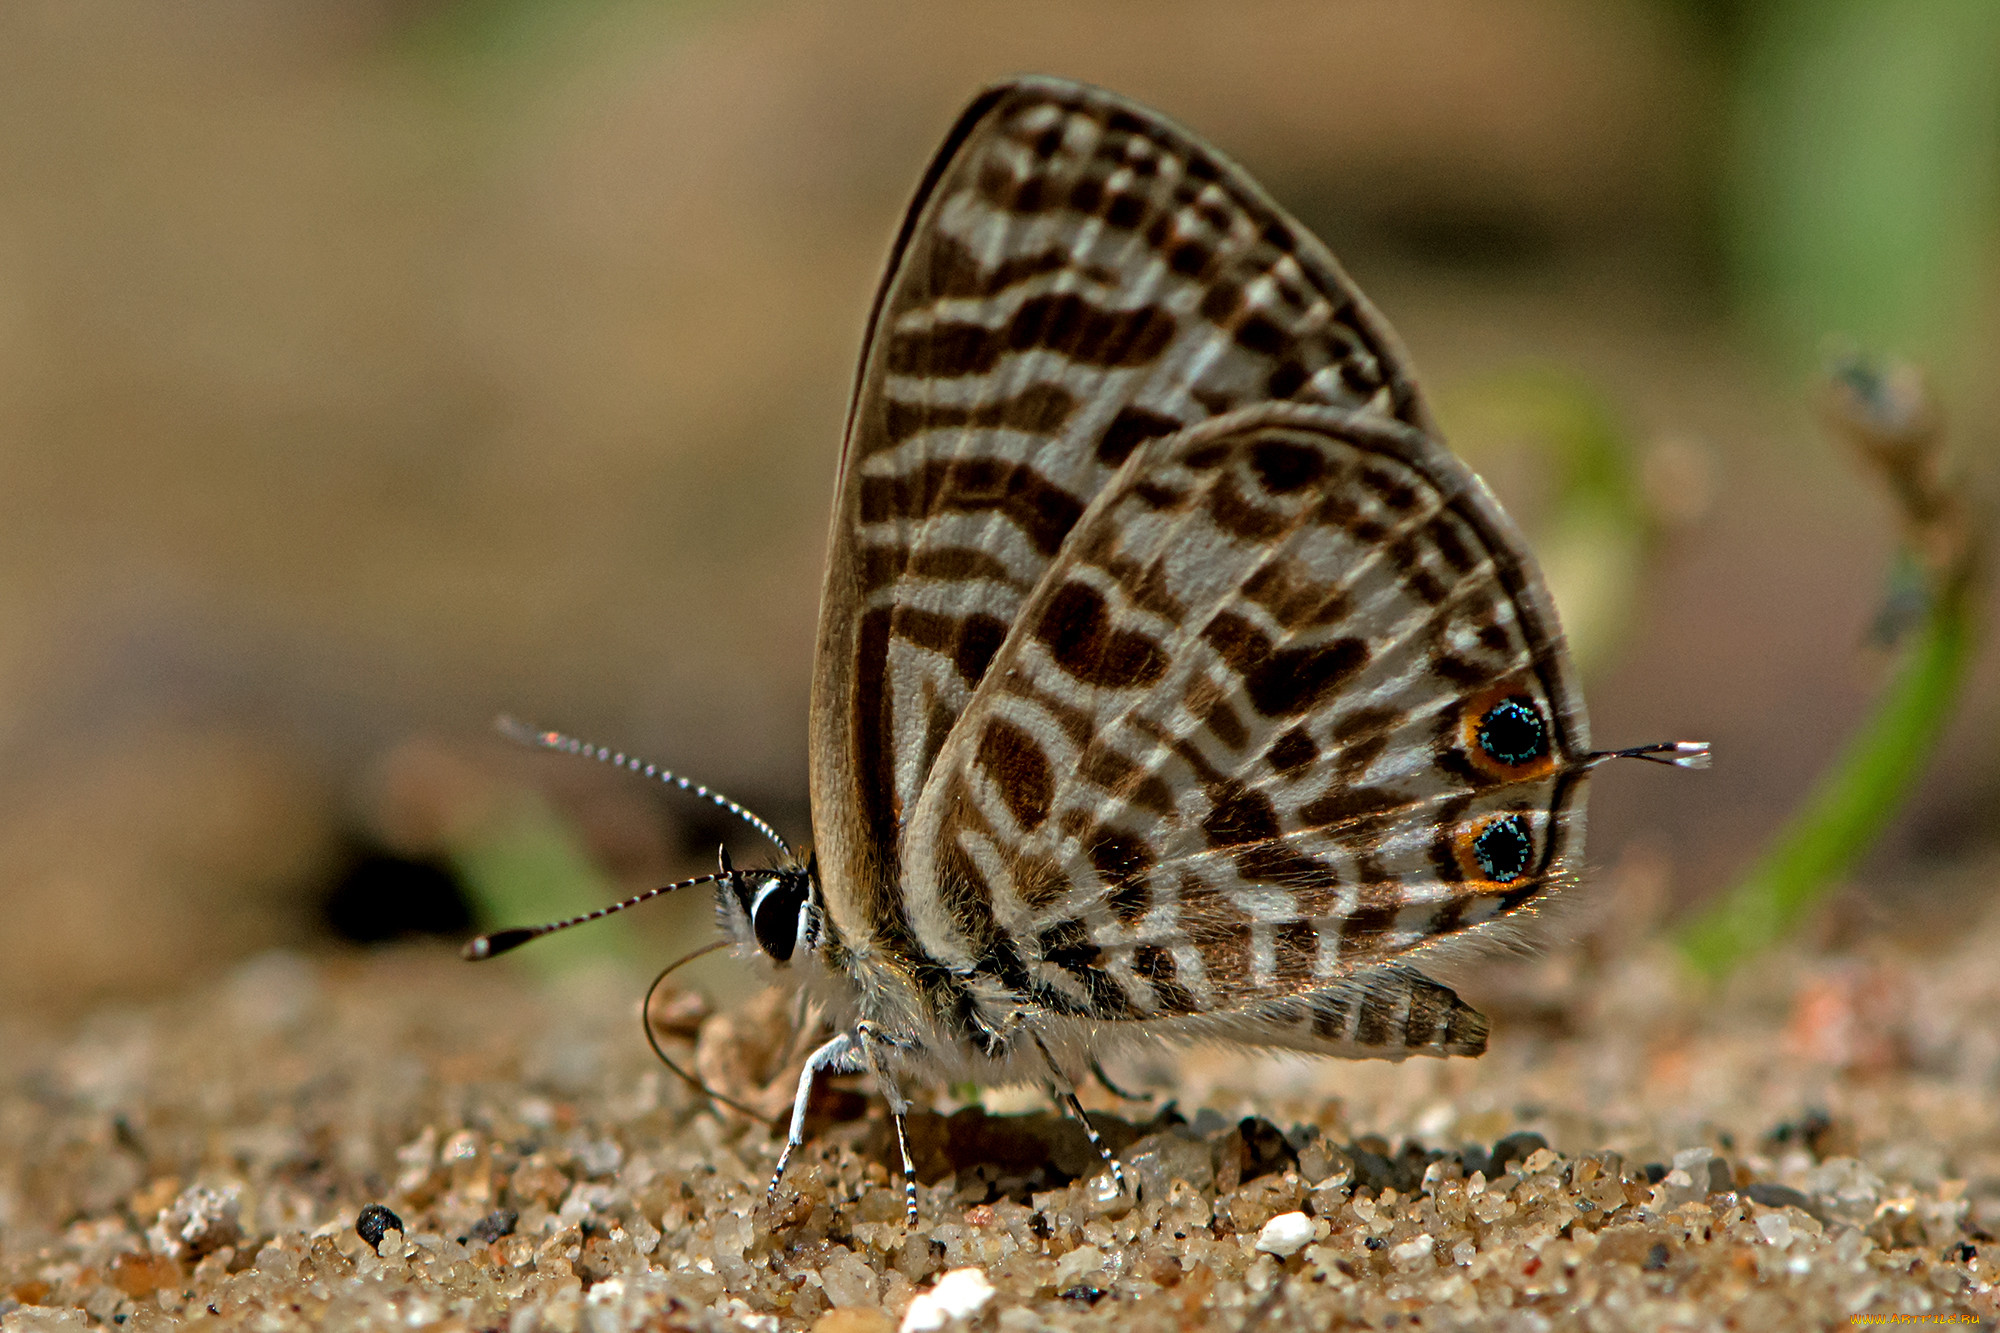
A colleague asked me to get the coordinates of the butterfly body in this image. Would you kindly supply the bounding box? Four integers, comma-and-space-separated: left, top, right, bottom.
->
473, 76, 1707, 1224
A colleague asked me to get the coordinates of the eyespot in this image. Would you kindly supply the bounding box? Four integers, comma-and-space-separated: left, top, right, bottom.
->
1477, 695, 1548, 768
1461, 813, 1535, 885
1461, 686, 1558, 781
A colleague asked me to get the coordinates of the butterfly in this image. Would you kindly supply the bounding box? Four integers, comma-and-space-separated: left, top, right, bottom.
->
467, 76, 1707, 1224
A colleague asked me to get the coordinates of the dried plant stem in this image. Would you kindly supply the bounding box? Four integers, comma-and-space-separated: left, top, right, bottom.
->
1680, 356, 1981, 979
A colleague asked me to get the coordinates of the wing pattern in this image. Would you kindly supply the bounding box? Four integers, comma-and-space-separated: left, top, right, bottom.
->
810, 79, 1430, 962
809, 78, 1589, 1064
902, 406, 1586, 1034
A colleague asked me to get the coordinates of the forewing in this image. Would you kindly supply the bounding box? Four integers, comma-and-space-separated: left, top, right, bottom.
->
809, 78, 1429, 946
901, 403, 1588, 1026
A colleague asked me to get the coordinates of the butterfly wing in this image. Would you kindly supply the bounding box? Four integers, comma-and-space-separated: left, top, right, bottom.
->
810, 78, 1431, 959
901, 402, 1587, 1054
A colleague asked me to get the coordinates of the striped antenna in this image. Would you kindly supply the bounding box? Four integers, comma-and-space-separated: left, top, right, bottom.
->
461, 871, 727, 960
496, 716, 792, 859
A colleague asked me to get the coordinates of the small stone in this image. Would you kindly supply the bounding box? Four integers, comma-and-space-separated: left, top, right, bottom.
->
571, 1136, 624, 1178
1745, 1183, 1815, 1214
820, 1250, 881, 1309
1491, 1132, 1550, 1174
0, 1308, 89, 1332
469, 1208, 517, 1244
1671, 1146, 1713, 1175
1650, 1168, 1704, 1211
355, 1202, 405, 1252
1388, 1234, 1435, 1269
1122, 1130, 1215, 1199
900, 1267, 996, 1332
1233, 1117, 1297, 1181
108, 1251, 181, 1299
150, 1185, 242, 1261
1052, 1244, 1106, 1287
1755, 1212, 1793, 1248
1297, 1139, 1353, 1189
1806, 1157, 1884, 1218
1254, 1211, 1315, 1258
814, 1311, 894, 1333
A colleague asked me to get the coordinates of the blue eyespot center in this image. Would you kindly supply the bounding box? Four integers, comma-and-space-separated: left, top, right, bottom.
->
1473, 815, 1534, 883
1477, 696, 1549, 767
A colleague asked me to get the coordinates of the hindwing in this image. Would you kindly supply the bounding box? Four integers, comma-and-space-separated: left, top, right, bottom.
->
902, 403, 1588, 1030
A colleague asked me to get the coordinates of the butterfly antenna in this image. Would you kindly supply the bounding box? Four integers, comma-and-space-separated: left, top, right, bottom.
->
1588, 741, 1712, 770
461, 871, 727, 960
496, 716, 792, 859
639, 941, 770, 1121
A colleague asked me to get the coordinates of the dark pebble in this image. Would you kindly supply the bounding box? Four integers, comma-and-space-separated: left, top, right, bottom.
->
1235, 1116, 1295, 1181
355, 1202, 405, 1252
470, 1208, 518, 1244
1643, 1242, 1670, 1271
1396, 1141, 1443, 1191
1768, 1107, 1847, 1159
1365, 1235, 1386, 1251
1643, 1163, 1668, 1184
1745, 1182, 1814, 1211
1349, 1147, 1399, 1193
1490, 1132, 1550, 1175
1059, 1283, 1106, 1305
1951, 1242, 1977, 1263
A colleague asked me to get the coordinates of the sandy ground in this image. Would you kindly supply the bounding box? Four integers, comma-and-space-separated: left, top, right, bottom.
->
3, 865, 1998, 1332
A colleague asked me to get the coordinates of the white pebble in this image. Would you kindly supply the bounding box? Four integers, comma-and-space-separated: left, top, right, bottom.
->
900, 1267, 997, 1332
1052, 1244, 1106, 1287
1756, 1212, 1793, 1248
1389, 1234, 1436, 1268
1255, 1211, 1316, 1258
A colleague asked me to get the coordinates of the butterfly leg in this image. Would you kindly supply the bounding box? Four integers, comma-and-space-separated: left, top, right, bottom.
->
851, 1021, 922, 1226
769, 1031, 864, 1205
1031, 1031, 1127, 1197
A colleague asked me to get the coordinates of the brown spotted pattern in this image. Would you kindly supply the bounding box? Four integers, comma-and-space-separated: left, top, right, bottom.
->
903, 404, 1587, 1030
807, 78, 1588, 1069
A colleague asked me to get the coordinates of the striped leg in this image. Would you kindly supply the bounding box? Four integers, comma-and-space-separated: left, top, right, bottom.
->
1033, 1032, 1126, 1195
770, 1032, 864, 1203
888, 1105, 920, 1226
854, 1022, 921, 1225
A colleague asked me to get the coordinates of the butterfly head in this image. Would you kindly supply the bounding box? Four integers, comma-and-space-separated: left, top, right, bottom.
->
714, 845, 822, 966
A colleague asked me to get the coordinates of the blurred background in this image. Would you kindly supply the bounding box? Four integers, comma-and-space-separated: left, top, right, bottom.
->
1, 0, 1996, 1016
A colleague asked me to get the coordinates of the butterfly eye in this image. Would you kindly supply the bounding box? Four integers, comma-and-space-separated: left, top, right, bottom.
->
750, 874, 812, 963
1475, 696, 1549, 769
1465, 814, 1536, 885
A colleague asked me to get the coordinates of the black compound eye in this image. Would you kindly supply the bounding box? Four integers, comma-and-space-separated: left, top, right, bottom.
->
1472, 815, 1535, 883
750, 875, 811, 962
1476, 695, 1549, 768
